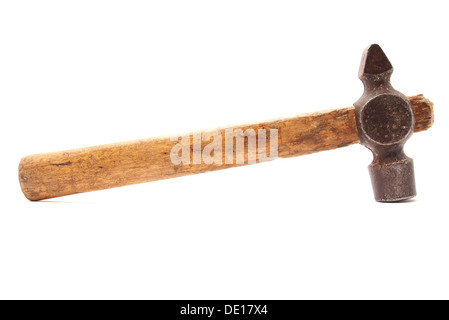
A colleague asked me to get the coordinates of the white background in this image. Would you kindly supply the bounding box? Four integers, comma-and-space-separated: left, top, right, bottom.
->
0, 1, 447, 300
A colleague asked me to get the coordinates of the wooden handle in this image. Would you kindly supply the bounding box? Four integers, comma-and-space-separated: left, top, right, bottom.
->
19, 95, 433, 201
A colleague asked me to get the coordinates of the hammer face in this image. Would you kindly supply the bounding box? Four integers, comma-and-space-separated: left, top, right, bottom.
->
354, 44, 416, 202
369, 157, 416, 202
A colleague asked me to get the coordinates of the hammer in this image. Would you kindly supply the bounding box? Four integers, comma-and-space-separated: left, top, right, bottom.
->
19, 44, 434, 202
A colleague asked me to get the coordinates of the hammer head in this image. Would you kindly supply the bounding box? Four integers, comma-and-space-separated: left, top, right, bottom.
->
354, 44, 416, 202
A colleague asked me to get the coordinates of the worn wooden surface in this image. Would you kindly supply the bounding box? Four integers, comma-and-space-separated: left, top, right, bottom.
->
19, 95, 434, 201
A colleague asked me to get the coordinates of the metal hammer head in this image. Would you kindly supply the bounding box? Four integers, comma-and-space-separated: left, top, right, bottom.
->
354, 44, 416, 202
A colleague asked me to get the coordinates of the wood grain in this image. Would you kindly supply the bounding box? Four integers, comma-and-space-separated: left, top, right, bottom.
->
19, 94, 434, 201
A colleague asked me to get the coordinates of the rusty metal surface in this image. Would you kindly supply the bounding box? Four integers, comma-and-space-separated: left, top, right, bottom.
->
354, 44, 416, 202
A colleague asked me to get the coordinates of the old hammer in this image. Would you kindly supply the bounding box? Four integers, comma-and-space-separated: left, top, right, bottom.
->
19, 44, 433, 202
